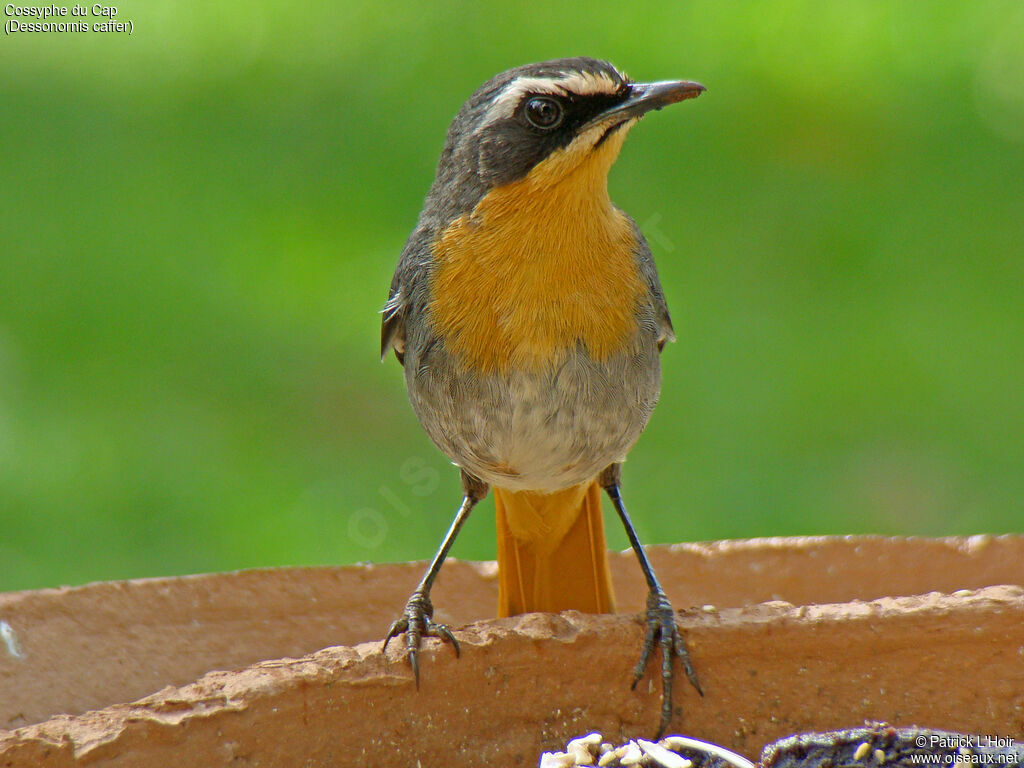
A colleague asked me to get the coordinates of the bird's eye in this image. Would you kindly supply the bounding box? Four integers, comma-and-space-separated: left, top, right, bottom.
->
523, 97, 563, 129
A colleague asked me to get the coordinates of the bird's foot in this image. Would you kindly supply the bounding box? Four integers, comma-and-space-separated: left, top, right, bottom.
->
382, 590, 459, 687
631, 588, 702, 737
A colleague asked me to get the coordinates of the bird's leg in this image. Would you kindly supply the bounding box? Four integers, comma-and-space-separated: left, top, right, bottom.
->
600, 463, 701, 737
383, 470, 489, 686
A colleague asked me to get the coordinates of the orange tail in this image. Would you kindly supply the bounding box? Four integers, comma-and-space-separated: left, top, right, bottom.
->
494, 480, 615, 617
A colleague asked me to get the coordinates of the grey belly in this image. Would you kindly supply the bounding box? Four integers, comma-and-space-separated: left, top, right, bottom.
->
405, 337, 661, 492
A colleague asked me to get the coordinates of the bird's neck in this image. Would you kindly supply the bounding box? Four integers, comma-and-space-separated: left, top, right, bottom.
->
428, 135, 646, 375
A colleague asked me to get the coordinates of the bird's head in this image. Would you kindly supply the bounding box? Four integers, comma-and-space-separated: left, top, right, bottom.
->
424, 58, 704, 220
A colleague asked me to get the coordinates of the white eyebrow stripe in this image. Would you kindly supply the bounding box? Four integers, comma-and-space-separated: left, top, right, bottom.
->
478, 69, 624, 130
484, 77, 569, 124
555, 70, 622, 96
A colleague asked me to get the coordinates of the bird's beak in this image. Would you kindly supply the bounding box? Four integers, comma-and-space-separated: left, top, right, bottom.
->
591, 80, 706, 126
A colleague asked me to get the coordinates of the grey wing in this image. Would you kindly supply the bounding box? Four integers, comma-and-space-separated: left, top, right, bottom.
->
380, 290, 405, 365
630, 219, 676, 351
380, 224, 434, 365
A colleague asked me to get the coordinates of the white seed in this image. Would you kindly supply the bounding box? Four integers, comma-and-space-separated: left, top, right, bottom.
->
874, 750, 886, 764
539, 751, 576, 768
620, 741, 645, 766
638, 738, 692, 768
655, 736, 758, 768
569, 744, 595, 765
567, 733, 604, 765
854, 742, 871, 761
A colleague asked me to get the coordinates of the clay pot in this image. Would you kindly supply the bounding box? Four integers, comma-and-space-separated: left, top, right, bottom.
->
1, 536, 1022, 766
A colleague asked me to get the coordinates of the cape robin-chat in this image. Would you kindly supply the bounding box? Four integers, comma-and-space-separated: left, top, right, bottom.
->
381, 57, 705, 734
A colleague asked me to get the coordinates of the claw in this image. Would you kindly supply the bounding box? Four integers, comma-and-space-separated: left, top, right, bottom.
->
382, 617, 408, 653
630, 619, 657, 690
676, 631, 703, 696
633, 589, 700, 738
382, 590, 459, 687
409, 642, 421, 688
436, 624, 461, 657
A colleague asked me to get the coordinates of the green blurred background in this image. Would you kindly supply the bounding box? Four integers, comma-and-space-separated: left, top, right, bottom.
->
2, 2, 1023, 593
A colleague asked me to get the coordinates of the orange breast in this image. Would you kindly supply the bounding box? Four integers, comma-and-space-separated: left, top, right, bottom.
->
427, 133, 646, 375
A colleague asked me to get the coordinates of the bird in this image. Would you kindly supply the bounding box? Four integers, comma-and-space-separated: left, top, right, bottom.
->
380, 57, 705, 735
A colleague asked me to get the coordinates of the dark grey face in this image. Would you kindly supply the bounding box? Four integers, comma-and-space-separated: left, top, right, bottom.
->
469, 61, 633, 187
422, 58, 633, 223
